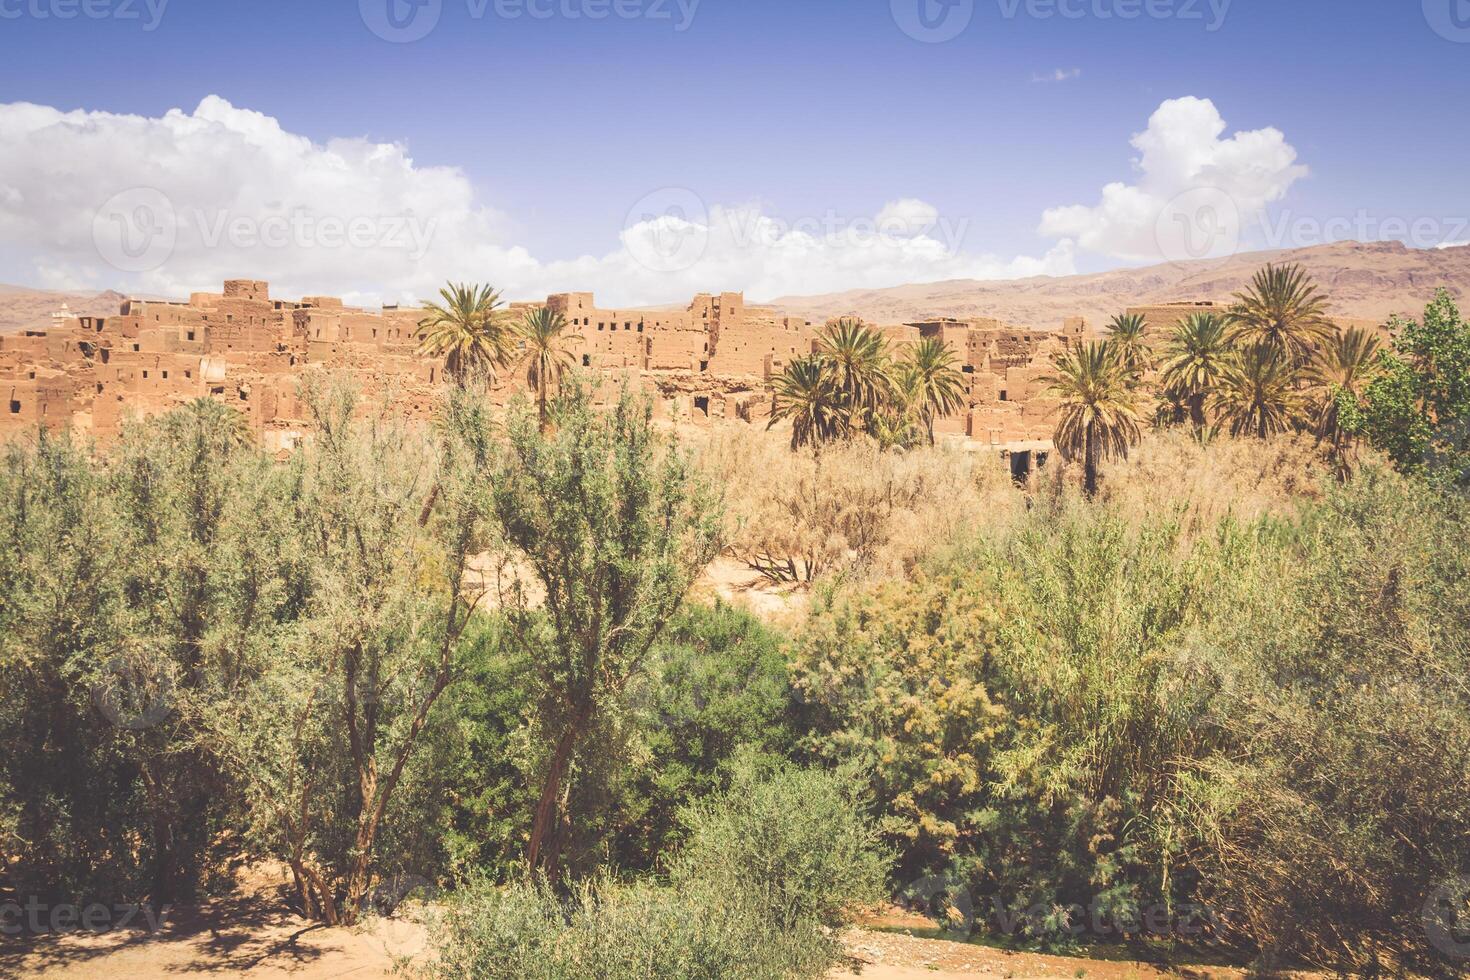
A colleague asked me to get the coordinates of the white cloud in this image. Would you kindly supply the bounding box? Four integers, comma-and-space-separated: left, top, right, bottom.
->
1437, 241, 1468, 250
0, 96, 1075, 309
1032, 68, 1082, 83
1038, 96, 1308, 263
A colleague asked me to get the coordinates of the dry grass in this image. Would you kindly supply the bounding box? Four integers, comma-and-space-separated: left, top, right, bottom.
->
695, 428, 1023, 584
693, 426, 1340, 587
1094, 429, 1334, 536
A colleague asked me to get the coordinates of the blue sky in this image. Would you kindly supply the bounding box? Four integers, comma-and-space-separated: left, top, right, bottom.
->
0, 0, 1466, 304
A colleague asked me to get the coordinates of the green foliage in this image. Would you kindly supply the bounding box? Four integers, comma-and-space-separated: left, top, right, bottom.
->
425, 761, 886, 980
418, 282, 516, 385
1345, 289, 1470, 486
608, 602, 797, 872
790, 574, 1006, 877
424, 874, 831, 980
673, 755, 890, 933
491, 379, 723, 880
1042, 340, 1145, 495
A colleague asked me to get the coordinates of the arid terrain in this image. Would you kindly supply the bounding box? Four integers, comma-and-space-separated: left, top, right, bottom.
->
0, 284, 127, 334
0, 888, 1267, 980
6, 242, 1467, 341
768, 241, 1470, 328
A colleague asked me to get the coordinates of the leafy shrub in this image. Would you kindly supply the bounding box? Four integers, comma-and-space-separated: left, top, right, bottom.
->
424, 875, 830, 980
672, 755, 890, 932
425, 761, 886, 980
608, 602, 797, 871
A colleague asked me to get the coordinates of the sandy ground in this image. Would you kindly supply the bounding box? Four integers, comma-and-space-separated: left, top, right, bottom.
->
2, 900, 1259, 980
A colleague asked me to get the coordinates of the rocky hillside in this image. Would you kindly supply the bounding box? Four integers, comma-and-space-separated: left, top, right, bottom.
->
0, 285, 128, 334
766, 241, 1470, 330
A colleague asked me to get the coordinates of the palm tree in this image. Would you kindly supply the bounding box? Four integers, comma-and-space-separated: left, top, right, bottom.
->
769, 355, 843, 451
1225, 263, 1334, 365
815, 318, 894, 434
1158, 312, 1232, 428
518, 306, 582, 429
171, 397, 253, 450
1211, 344, 1302, 439
417, 282, 516, 386
899, 337, 968, 445
1041, 340, 1144, 497
1304, 325, 1383, 471
1105, 313, 1153, 377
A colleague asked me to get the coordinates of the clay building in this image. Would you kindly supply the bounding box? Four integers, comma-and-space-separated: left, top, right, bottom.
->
0, 279, 1085, 450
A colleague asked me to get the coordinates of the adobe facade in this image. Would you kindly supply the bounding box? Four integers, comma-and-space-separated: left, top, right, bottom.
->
0, 279, 1084, 449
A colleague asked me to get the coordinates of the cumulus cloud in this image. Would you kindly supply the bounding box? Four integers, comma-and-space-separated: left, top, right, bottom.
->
1032, 68, 1082, 83
1039, 96, 1308, 263
0, 97, 1074, 308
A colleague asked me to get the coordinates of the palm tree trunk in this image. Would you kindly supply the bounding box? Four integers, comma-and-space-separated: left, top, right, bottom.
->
1189, 392, 1206, 429
1083, 425, 1099, 498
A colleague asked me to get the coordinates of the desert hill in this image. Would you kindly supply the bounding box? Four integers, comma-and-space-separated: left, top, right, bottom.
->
765, 240, 1470, 329
0, 284, 129, 334
3, 241, 1466, 339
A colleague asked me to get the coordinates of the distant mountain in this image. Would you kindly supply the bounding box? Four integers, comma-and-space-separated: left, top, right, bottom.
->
764, 241, 1470, 329
0, 286, 128, 334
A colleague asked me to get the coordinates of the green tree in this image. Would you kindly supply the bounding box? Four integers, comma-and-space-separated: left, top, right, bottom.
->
203, 380, 495, 924
418, 282, 516, 386
768, 355, 843, 451
1042, 340, 1144, 496
1158, 312, 1231, 429
1344, 290, 1470, 486
815, 318, 894, 435
1225, 262, 1333, 364
518, 306, 582, 430
1211, 344, 1301, 439
1303, 325, 1382, 476
492, 381, 722, 882
899, 338, 968, 445
1104, 313, 1153, 377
